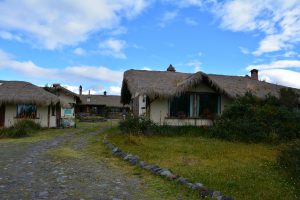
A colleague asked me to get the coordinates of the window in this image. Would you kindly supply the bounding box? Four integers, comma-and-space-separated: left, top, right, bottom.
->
91, 106, 98, 114
17, 104, 37, 118
110, 107, 121, 113
87, 97, 91, 102
170, 94, 190, 118
170, 93, 220, 119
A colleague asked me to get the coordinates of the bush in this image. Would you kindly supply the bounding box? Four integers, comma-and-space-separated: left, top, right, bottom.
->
278, 140, 300, 184
119, 115, 156, 135
210, 92, 300, 143
0, 119, 41, 138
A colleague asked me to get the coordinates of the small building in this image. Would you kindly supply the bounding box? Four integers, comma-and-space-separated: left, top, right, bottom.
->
76, 86, 128, 119
44, 84, 80, 127
121, 65, 300, 126
0, 80, 62, 128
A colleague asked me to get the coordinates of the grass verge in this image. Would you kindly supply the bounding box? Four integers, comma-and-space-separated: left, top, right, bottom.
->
107, 128, 300, 200
85, 127, 201, 200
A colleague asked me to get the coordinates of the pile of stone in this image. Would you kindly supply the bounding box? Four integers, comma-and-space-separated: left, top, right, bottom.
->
103, 137, 234, 200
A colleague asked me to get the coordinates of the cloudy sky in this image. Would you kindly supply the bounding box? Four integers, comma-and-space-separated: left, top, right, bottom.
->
0, 0, 300, 95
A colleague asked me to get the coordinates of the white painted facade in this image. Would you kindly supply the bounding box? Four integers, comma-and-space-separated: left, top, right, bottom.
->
135, 83, 232, 126
4, 104, 56, 128
138, 95, 147, 116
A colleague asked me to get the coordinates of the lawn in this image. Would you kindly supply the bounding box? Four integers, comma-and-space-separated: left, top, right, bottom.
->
107, 128, 300, 200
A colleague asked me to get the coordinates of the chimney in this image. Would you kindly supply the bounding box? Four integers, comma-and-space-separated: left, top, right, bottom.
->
88, 90, 90, 95
167, 64, 176, 72
79, 85, 82, 95
104, 91, 107, 96
53, 83, 60, 88
250, 69, 258, 80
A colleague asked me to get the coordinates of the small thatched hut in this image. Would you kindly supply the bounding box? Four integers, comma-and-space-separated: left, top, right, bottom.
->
44, 84, 80, 127
76, 86, 129, 119
0, 80, 61, 128
121, 65, 300, 126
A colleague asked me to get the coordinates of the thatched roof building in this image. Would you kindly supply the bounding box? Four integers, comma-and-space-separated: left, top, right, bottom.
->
44, 83, 79, 99
79, 94, 124, 107
0, 80, 60, 106
121, 69, 300, 104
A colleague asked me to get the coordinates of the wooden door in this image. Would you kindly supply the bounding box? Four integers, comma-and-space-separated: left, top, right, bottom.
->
56, 104, 61, 127
0, 105, 5, 127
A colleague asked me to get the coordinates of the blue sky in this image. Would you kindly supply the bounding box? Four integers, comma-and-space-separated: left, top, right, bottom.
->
0, 0, 300, 95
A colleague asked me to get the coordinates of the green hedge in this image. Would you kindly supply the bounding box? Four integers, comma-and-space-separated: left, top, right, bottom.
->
210, 91, 300, 143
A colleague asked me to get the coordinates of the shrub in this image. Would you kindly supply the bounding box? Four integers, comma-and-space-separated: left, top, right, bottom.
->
119, 115, 156, 135
0, 119, 41, 138
278, 140, 300, 184
211, 92, 300, 143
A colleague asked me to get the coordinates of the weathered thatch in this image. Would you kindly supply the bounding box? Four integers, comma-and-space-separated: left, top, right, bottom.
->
44, 85, 79, 98
0, 80, 60, 106
121, 69, 300, 104
79, 95, 126, 107
121, 70, 191, 104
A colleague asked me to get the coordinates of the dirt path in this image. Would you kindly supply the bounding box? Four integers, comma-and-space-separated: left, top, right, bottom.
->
0, 127, 147, 200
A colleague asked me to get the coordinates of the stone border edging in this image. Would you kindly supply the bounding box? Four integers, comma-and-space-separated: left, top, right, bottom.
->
103, 136, 234, 200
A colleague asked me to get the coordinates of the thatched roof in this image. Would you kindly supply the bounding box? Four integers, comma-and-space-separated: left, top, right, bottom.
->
121, 69, 300, 104
0, 80, 60, 106
47, 84, 79, 98
79, 95, 126, 107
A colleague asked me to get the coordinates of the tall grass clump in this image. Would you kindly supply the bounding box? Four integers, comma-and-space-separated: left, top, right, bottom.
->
277, 140, 300, 185
119, 115, 156, 135
0, 119, 41, 138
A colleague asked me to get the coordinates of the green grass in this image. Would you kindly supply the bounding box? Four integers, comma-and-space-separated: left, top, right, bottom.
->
108, 128, 300, 200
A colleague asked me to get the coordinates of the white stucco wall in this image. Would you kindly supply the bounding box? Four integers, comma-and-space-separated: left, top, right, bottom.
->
149, 99, 169, 125
138, 95, 147, 116
4, 104, 56, 128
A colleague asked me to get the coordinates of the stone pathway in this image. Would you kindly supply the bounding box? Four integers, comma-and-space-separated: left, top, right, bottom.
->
0, 128, 147, 200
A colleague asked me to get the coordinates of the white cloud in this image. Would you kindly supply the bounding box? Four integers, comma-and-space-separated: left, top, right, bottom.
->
0, 49, 59, 78
185, 17, 198, 26
159, 10, 179, 27
0, 49, 123, 84
0, 31, 22, 42
246, 59, 300, 89
240, 46, 250, 55
246, 60, 300, 70
164, 0, 204, 8
141, 67, 152, 70
215, 0, 300, 55
179, 59, 202, 72
283, 51, 297, 58
73, 47, 86, 56
63, 84, 100, 95
109, 86, 121, 95
259, 69, 300, 89
0, 0, 149, 49
99, 38, 127, 59
65, 65, 123, 84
